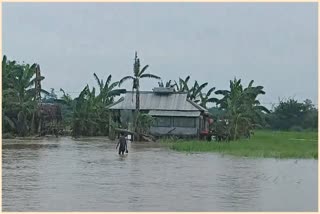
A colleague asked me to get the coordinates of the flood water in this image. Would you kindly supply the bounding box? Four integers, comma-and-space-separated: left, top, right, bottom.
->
2, 137, 318, 211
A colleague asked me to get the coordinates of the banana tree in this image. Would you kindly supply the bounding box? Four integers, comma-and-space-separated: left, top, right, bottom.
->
215, 78, 269, 140
199, 87, 219, 109
71, 73, 126, 137
72, 86, 90, 137
174, 76, 190, 92
2, 56, 49, 136
158, 80, 175, 88
188, 81, 208, 102
93, 73, 126, 106
119, 52, 160, 137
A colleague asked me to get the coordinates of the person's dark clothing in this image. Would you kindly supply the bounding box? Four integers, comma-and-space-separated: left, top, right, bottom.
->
117, 136, 127, 155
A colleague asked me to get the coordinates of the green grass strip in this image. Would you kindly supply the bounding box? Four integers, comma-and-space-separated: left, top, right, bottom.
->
160, 130, 318, 159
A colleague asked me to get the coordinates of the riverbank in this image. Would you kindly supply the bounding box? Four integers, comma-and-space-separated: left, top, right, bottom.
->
161, 130, 318, 159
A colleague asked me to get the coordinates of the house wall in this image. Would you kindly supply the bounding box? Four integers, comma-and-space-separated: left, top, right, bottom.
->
116, 110, 203, 137
150, 127, 198, 136
150, 116, 200, 137
120, 109, 134, 128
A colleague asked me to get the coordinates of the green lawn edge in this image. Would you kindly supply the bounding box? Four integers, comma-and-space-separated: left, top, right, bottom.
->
160, 130, 318, 159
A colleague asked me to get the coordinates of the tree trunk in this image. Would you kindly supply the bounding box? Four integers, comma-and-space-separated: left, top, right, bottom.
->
38, 117, 42, 136
233, 114, 240, 140
31, 112, 36, 134
136, 84, 140, 111
134, 82, 140, 141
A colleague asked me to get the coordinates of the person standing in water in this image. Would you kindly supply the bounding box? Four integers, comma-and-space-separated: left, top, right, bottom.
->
116, 133, 128, 155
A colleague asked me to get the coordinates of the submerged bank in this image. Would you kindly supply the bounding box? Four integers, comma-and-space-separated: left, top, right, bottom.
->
161, 131, 318, 159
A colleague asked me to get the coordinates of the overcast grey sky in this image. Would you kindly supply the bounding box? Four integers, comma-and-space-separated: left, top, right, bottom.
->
3, 3, 318, 108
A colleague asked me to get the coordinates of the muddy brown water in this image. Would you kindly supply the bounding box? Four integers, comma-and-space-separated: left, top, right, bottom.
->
2, 137, 318, 211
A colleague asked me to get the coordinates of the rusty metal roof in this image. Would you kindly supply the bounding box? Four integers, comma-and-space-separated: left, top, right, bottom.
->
109, 91, 207, 112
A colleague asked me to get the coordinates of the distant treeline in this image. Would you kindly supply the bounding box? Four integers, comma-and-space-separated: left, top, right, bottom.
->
209, 98, 318, 132
2, 54, 318, 140
266, 98, 317, 131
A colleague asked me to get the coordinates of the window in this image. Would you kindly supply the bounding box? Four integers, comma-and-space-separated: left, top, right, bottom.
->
173, 117, 196, 128
154, 117, 171, 127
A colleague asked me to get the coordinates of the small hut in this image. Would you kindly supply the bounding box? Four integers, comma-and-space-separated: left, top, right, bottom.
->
108, 87, 211, 138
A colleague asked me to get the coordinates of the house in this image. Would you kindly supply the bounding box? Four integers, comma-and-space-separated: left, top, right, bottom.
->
108, 87, 211, 138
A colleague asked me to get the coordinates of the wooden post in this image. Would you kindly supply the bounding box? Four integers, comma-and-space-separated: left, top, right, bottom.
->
35, 64, 42, 101
35, 64, 42, 135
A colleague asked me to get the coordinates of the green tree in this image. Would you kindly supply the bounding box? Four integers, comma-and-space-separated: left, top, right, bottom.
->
119, 52, 160, 137
94, 73, 126, 106
188, 81, 208, 102
215, 78, 269, 140
56, 88, 74, 132
158, 80, 175, 88
2, 55, 49, 136
267, 98, 318, 131
199, 87, 219, 109
71, 74, 125, 137
174, 76, 190, 92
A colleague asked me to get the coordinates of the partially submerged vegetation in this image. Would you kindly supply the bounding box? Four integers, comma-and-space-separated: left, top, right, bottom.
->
162, 130, 318, 159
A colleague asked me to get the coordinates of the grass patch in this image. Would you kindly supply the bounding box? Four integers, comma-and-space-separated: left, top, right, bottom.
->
161, 130, 318, 159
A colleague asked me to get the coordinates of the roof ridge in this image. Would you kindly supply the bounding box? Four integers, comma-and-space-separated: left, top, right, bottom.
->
125, 91, 188, 94
109, 93, 203, 111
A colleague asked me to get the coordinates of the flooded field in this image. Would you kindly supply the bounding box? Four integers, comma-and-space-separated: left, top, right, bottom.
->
2, 137, 318, 211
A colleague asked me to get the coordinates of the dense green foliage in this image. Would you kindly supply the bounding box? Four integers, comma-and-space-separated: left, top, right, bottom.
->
173, 76, 218, 108
135, 113, 155, 135
213, 78, 270, 140
162, 130, 318, 159
266, 99, 318, 131
71, 74, 126, 137
2, 56, 49, 136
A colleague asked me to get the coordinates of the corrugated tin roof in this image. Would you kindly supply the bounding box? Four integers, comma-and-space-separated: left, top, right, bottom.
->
149, 110, 200, 117
186, 99, 208, 112
109, 91, 207, 112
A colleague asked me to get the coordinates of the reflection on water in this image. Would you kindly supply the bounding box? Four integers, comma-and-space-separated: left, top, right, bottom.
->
2, 137, 318, 211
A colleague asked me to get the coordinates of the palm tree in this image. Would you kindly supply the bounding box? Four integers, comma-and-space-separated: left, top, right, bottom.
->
184, 80, 218, 109
174, 76, 190, 92
199, 86, 219, 109
93, 73, 126, 135
216, 78, 247, 140
72, 85, 102, 136
119, 52, 160, 135
215, 78, 269, 140
173, 77, 218, 108
188, 81, 208, 102
158, 80, 175, 88
71, 74, 126, 137
56, 88, 74, 132
2, 56, 49, 136
59, 88, 73, 106
93, 73, 126, 106
72, 85, 90, 136
2, 55, 18, 90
